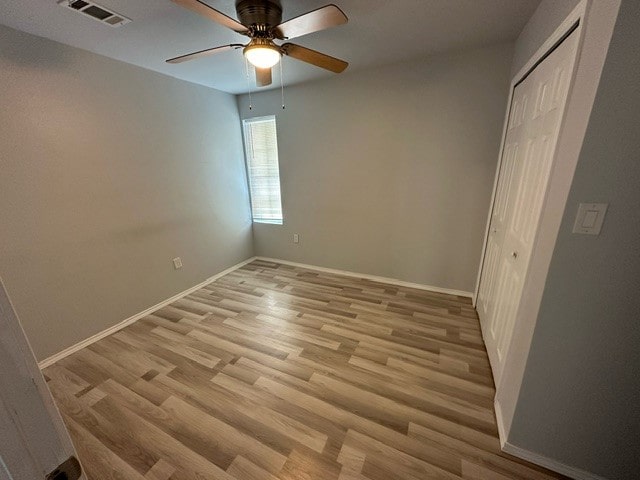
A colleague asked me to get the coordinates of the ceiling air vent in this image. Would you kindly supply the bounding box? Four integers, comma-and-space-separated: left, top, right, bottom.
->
57, 0, 131, 28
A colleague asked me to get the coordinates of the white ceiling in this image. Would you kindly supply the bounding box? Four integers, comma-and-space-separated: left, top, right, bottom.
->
0, 0, 540, 95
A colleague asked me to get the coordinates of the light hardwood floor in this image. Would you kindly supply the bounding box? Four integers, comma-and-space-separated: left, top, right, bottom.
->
44, 260, 566, 480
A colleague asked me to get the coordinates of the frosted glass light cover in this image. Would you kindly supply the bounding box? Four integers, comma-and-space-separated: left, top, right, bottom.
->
245, 47, 281, 69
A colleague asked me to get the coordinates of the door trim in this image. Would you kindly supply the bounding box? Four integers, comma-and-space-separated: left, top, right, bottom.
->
473, 0, 589, 308
475, 0, 623, 457
475, 0, 594, 444
478, 14, 584, 385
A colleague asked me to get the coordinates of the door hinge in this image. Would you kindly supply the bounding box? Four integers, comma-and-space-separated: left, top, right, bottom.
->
46, 456, 82, 480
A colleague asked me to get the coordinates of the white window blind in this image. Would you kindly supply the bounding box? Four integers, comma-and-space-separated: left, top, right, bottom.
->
242, 116, 283, 224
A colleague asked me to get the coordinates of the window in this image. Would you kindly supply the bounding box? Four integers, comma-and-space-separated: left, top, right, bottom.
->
242, 116, 283, 224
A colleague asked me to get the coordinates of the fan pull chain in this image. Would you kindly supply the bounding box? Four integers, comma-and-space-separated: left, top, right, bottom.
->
244, 57, 253, 111
280, 58, 285, 110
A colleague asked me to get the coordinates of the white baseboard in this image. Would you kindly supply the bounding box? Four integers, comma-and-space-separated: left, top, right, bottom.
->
496, 401, 609, 480
255, 256, 474, 298
494, 399, 508, 449
38, 253, 607, 480
39, 255, 472, 368
38, 256, 257, 369
502, 442, 610, 480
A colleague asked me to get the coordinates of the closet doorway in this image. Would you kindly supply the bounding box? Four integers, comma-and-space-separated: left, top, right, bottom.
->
477, 26, 581, 384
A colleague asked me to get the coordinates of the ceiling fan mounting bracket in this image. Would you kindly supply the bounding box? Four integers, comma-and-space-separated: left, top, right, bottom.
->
248, 23, 276, 40
235, 0, 282, 31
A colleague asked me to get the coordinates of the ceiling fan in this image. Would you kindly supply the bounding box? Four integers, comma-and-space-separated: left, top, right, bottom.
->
167, 0, 349, 87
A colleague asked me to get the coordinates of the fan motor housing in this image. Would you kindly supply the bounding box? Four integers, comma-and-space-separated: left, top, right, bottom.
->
235, 0, 282, 28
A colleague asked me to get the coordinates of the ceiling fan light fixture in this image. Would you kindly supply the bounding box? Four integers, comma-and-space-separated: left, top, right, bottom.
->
167, 0, 350, 88
244, 40, 281, 69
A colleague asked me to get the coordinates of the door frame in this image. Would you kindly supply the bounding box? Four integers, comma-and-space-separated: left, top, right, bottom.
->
473, 0, 624, 456
474, 0, 590, 381
474, 0, 589, 310
478, 23, 584, 391
476, 5, 587, 386
475, 0, 590, 436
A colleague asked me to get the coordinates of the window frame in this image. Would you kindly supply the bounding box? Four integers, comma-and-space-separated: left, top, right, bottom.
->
241, 115, 284, 225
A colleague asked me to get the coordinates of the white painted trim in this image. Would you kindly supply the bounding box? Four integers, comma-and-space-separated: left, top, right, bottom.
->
475, 3, 623, 478
498, 398, 608, 480
478, 9, 585, 380
512, 0, 588, 85
38, 254, 471, 369
494, 399, 507, 449
474, 0, 591, 441
502, 442, 609, 480
255, 257, 474, 298
1, 277, 84, 478
496, 2, 587, 383
38, 257, 257, 369
494, 0, 621, 443
473, 0, 589, 305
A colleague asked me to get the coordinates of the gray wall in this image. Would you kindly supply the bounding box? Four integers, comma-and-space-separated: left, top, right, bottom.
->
0, 25, 253, 361
509, 1, 640, 477
238, 43, 514, 293
511, 0, 581, 76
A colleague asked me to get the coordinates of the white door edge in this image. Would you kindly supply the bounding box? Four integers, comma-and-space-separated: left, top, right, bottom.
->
0, 278, 84, 479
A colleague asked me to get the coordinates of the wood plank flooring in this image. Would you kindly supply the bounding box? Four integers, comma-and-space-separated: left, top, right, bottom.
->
44, 260, 566, 480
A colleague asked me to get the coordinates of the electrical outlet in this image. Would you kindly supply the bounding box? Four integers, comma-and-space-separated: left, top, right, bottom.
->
293, 234, 299, 244
172, 257, 183, 269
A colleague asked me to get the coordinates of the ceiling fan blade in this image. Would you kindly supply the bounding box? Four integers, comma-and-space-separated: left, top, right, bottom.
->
166, 44, 243, 64
255, 67, 273, 87
282, 43, 348, 73
275, 4, 347, 40
171, 0, 249, 34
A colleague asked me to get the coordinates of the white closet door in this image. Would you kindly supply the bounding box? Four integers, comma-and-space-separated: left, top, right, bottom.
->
478, 27, 580, 383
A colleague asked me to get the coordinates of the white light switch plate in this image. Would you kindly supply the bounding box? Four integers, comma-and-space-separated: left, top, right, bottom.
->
572, 203, 608, 235
172, 257, 183, 269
